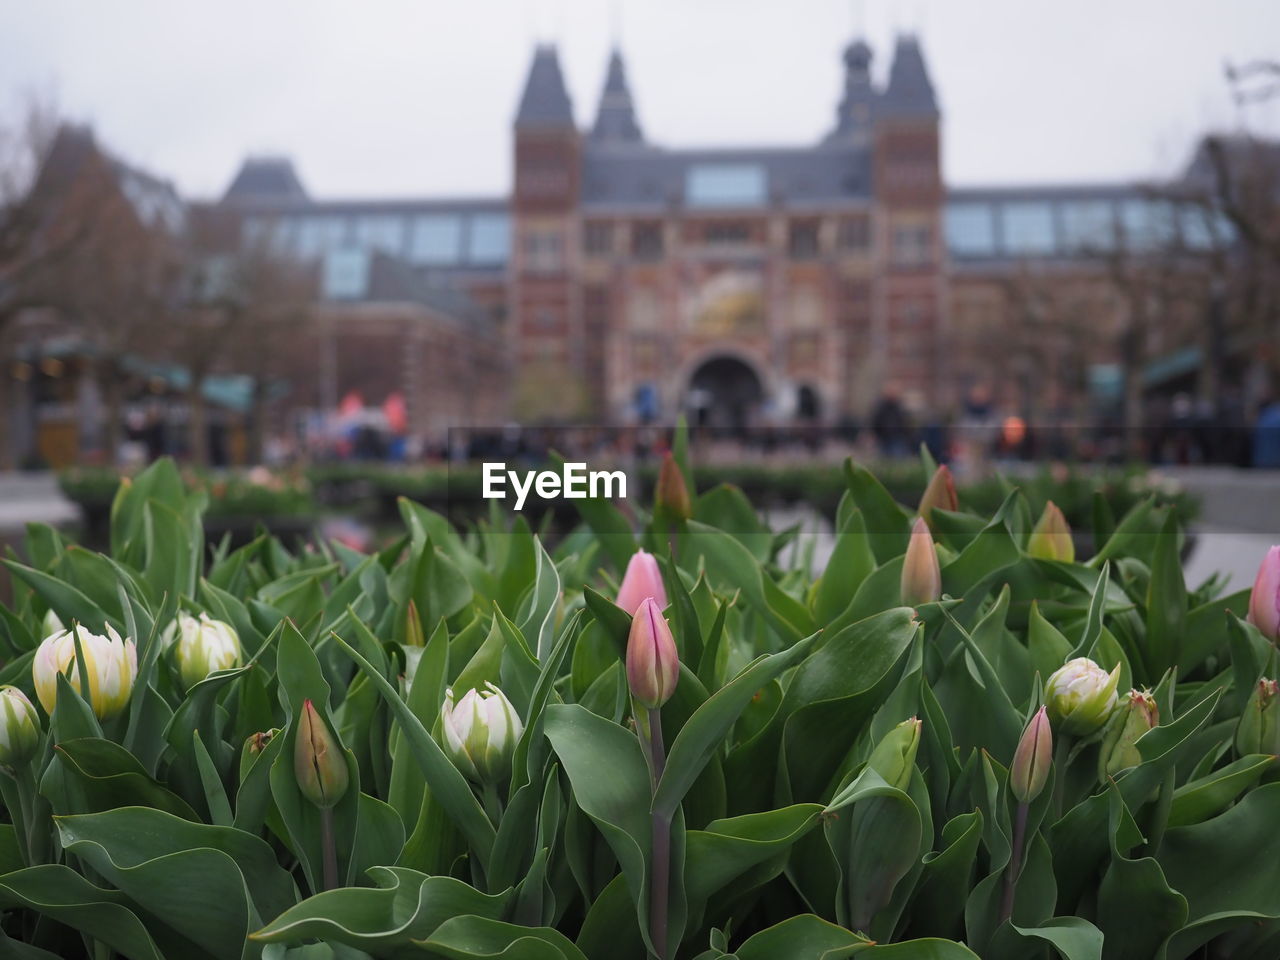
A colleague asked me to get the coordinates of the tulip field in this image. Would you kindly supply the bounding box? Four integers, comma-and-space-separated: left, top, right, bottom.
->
0, 444, 1279, 960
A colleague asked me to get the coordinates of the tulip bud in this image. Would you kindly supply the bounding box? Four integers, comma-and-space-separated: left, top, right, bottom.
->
172, 613, 241, 691
615, 549, 668, 616
626, 596, 680, 710
405, 600, 426, 648
1236, 678, 1280, 756
294, 699, 349, 808
0, 686, 41, 767
247, 729, 277, 757
1011, 706, 1052, 803
655, 451, 692, 522
1044, 657, 1120, 737
1248, 546, 1280, 642
440, 683, 524, 785
42, 609, 65, 639
33, 624, 138, 721
866, 717, 922, 790
1027, 501, 1075, 563
1098, 689, 1158, 778
900, 517, 942, 607
917, 465, 958, 527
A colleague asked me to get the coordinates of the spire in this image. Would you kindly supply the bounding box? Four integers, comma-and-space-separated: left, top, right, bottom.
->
590, 48, 644, 145
515, 44, 575, 130
880, 35, 939, 119
827, 38, 874, 144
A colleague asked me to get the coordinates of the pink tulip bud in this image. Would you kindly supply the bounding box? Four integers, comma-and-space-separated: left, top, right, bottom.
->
901, 517, 942, 607
616, 549, 668, 616
1010, 706, 1052, 803
626, 597, 680, 710
1028, 501, 1075, 563
918, 465, 958, 528
1249, 546, 1280, 642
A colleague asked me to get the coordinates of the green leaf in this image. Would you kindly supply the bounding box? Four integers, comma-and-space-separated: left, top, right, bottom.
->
50, 738, 198, 820
1009, 916, 1104, 960
417, 915, 589, 960
732, 914, 873, 959
1166, 754, 1274, 828
1143, 511, 1186, 677
332, 631, 495, 874
58, 806, 297, 960
252, 866, 510, 950
654, 635, 815, 819
0, 864, 165, 960
813, 510, 877, 626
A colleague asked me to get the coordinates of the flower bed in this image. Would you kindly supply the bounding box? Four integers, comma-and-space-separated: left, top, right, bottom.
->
0, 448, 1272, 959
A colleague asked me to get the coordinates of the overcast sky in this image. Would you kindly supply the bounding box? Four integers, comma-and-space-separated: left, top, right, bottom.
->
2, 0, 1278, 201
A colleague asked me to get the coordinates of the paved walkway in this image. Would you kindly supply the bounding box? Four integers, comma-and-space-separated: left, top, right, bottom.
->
0, 473, 79, 531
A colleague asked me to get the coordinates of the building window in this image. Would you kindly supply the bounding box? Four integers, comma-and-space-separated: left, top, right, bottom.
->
632, 222, 664, 260
409, 215, 463, 264
788, 221, 820, 260
891, 223, 932, 267
353, 215, 406, 255
522, 228, 565, 273
467, 213, 510, 263
686, 164, 767, 208
1058, 201, 1116, 253
293, 216, 349, 258
788, 285, 821, 330
322, 249, 369, 301
584, 222, 613, 256
837, 217, 870, 252
945, 203, 997, 257
628, 287, 661, 331
1000, 202, 1056, 256
704, 221, 751, 245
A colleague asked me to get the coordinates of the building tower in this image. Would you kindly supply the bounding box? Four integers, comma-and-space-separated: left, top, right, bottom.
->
590, 48, 644, 145
873, 35, 945, 410
511, 45, 585, 420
827, 38, 875, 147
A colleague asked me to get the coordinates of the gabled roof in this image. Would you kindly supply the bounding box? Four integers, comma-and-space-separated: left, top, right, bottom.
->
222, 157, 309, 203
879, 35, 939, 119
515, 45, 575, 130
582, 143, 871, 210
590, 49, 644, 145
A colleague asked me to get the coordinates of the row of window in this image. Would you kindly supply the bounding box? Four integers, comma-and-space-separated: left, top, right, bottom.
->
580, 218, 872, 261
945, 198, 1232, 259
241, 211, 511, 266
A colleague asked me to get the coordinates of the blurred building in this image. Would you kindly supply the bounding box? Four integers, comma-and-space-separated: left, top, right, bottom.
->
10, 35, 1271, 469
217, 36, 1267, 435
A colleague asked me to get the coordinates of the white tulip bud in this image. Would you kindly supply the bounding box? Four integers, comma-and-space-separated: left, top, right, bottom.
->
440, 683, 523, 785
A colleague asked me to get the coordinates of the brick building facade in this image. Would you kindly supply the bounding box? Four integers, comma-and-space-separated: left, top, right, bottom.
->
218, 35, 1258, 437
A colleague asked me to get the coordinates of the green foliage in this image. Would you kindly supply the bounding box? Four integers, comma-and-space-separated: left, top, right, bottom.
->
0, 455, 1263, 960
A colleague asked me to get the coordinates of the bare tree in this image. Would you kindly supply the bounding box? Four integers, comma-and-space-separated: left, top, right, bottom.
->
173, 221, 315, 466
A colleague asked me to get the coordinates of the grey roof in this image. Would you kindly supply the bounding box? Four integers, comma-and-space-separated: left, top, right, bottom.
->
948, 182, 1149, 204
879, 35, 939, 119
223, 157, 309, 203
827, 38, 875, 143
515, 45, 575, 130
590, 49, 643, 145
582, 143, 871, 210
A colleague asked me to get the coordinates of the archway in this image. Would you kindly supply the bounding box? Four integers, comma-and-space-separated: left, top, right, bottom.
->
685, 356, 764, 433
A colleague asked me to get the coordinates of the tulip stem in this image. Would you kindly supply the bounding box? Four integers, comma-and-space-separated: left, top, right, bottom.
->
646, 706, 670, 960
1000, 801, 1029, 924
320, 807, 339, 891
482, 782, 505, 827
